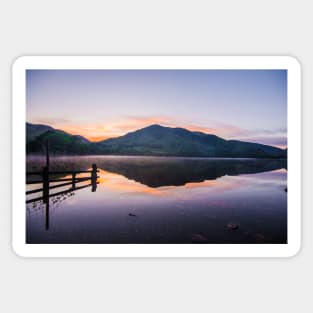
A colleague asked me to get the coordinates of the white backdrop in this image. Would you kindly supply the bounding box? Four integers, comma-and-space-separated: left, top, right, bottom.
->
0, 1, 311, 312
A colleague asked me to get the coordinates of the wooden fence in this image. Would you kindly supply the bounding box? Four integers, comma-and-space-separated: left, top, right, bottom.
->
26, 164, 99, 204
26, 163, 99, 230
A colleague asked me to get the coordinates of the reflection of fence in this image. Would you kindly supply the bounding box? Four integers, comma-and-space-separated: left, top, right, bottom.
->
26, 163, 99, 230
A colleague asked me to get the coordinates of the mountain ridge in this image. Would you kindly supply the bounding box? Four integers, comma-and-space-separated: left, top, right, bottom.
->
26, 122, 287, 158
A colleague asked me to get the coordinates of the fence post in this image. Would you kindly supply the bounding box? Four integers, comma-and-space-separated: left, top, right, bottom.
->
91, 164, 97, 192
42, 166, 49, 203
72, 172, 76, 189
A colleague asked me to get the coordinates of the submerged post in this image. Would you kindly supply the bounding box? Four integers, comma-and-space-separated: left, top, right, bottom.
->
42, 166, 49, 203
42, 166, 50, 230
91, 163, 97, 192
45, 199, 50, 231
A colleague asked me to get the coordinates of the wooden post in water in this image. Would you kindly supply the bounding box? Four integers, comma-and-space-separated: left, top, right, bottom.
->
42, 166, 49, 203
45, 199, 50, 231
72, 172, 76, 189
42, 166, 50, 230
91, 163, 97, 192
44, 139, 50, 230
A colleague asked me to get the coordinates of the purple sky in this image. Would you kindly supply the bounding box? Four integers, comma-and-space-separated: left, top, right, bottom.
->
26, 69, 287, 147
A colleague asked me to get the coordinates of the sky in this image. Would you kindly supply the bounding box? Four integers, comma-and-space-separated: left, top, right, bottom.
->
26, 69, 287, 148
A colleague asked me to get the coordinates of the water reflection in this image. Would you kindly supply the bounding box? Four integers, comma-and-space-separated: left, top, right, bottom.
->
27, 156, 286, 187
96, 157, 286, 187
26, 156, 287, 244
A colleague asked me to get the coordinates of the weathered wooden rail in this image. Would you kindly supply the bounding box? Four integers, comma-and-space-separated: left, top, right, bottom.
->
26, 164, 99, 203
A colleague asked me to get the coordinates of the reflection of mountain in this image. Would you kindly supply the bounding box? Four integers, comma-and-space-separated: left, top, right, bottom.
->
27, 156, 287, 187
26, 155, 287, 188
97, 158, 287, 187
27, 123, 287, 158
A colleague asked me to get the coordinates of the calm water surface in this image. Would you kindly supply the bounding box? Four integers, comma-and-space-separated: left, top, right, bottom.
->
26, 156, 287, 244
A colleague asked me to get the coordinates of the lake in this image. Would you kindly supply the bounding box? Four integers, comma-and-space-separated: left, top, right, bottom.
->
26, 156, 287, 244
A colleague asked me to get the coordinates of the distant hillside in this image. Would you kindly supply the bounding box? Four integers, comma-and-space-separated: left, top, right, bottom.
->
26, 123, 287, 158
26, 122, 54, 143
98, 124, 286, 158
26, 124, 97, 155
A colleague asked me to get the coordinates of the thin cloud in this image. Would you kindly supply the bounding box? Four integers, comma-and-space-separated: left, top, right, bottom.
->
33, 117, 72, 125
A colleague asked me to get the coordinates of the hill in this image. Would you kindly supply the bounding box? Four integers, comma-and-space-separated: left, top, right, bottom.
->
98, 124, 286, 158
26, 123, 287, 158
26, 125, 97, 155
26, 122, 54, 143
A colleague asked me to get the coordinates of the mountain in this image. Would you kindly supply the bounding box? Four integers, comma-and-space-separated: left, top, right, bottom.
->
26, 124, 97, 155
98, 124, 286, 158
26, 122, 54, 143
26, 123, 287, 158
